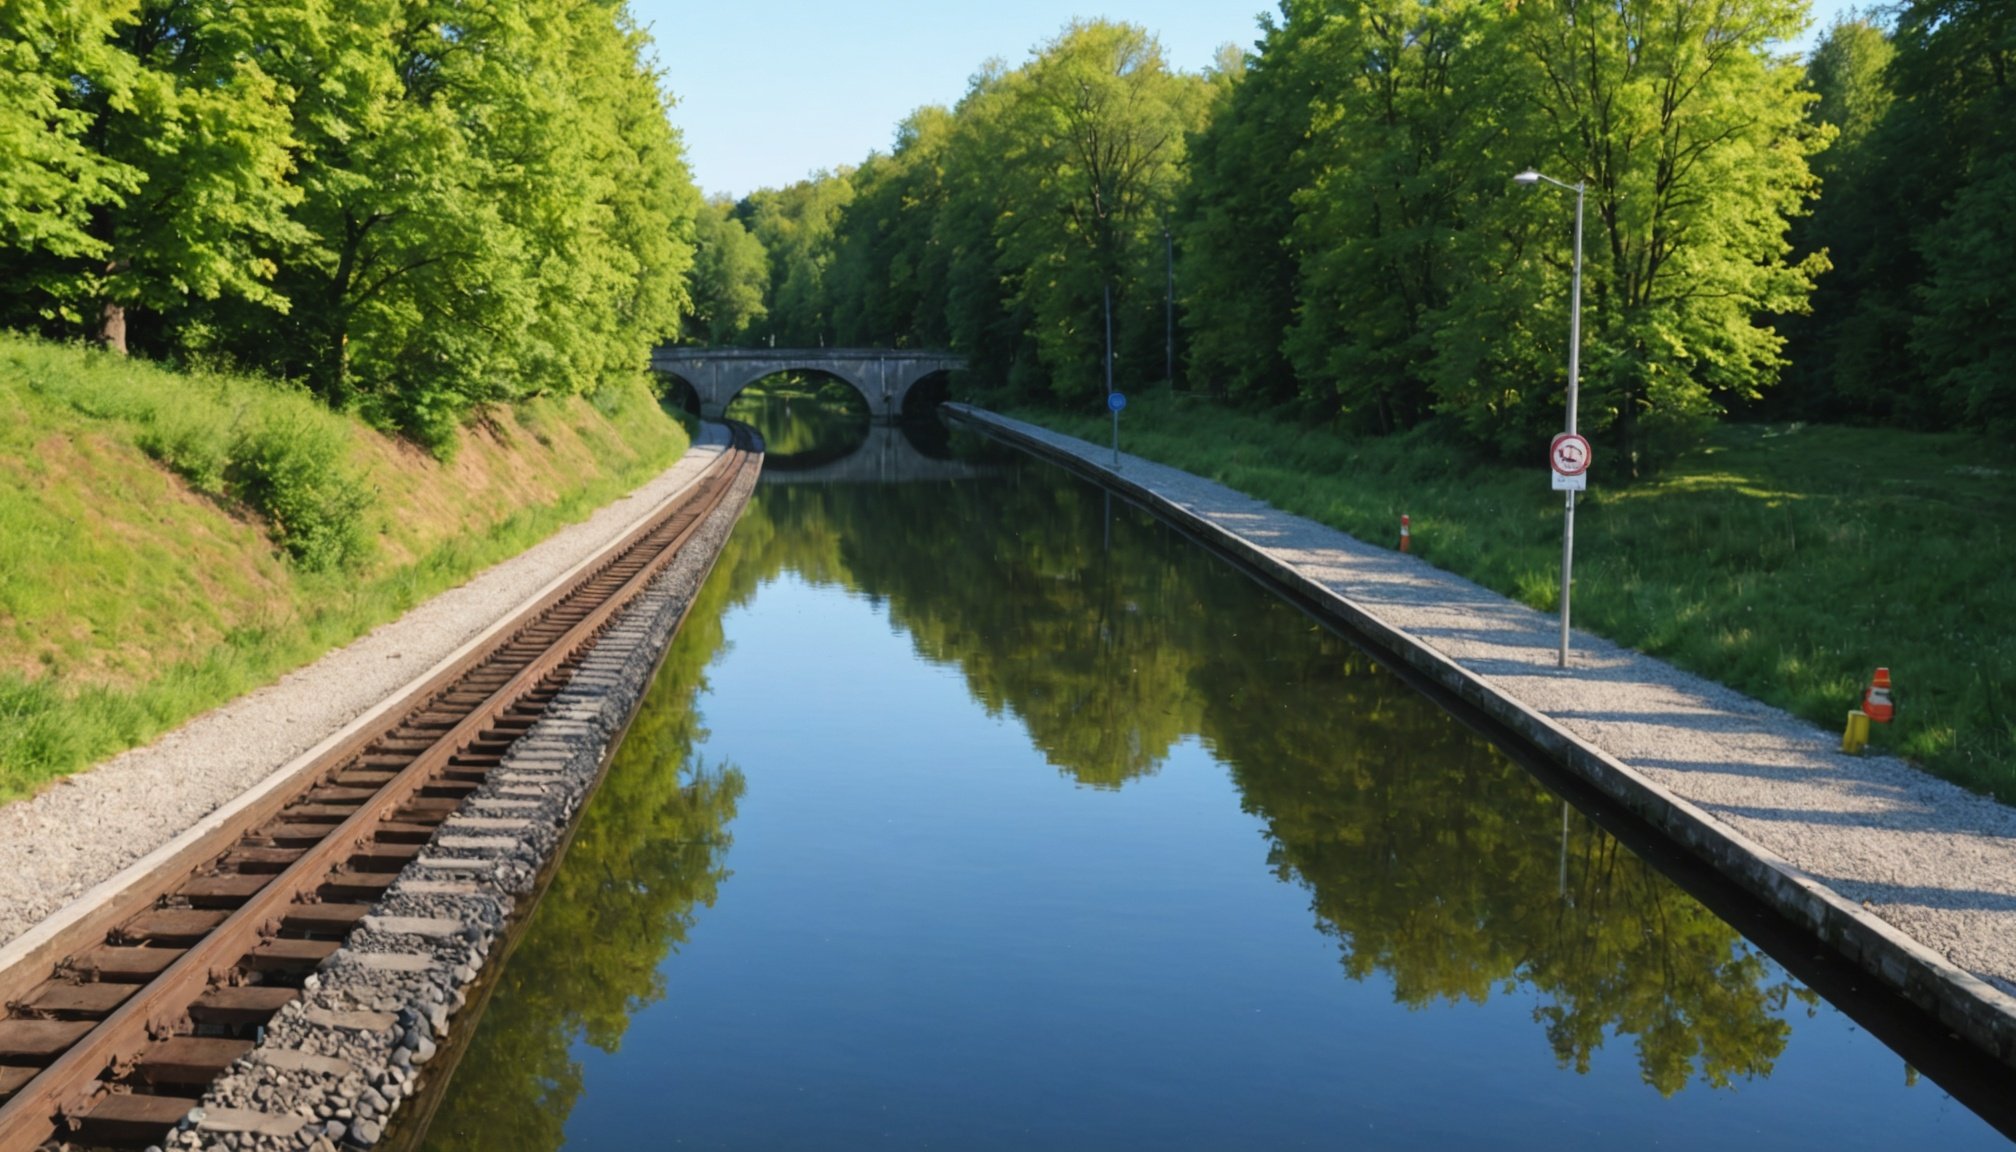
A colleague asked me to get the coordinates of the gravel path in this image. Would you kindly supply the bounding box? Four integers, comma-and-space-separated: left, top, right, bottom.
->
952, 406, 2016, 999
0, 427, 731, 946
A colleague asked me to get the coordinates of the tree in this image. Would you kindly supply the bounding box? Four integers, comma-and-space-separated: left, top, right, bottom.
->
685, 197, 770, 345
1283, 0, 1511, 431
501, 1, 698, 397
1176, 18, 1306, 404
751, 24, 1208, 403
739, 171, 855, 347
1915, 149, 2016, 434
828, 107, 954, 348
1787, 1, 2016, 438
989, 21, 1209, 403
932, 63, 1031, 394
1433, 0, 1827, 465
1895, 0, 2016, 436
79, 0, 305, 354
0, 0, 139, 330
192, 0, 698, 447
1776, 14, 1897, 422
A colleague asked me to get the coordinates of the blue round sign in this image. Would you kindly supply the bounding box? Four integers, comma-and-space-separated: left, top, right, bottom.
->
1108, 391, 1127, 413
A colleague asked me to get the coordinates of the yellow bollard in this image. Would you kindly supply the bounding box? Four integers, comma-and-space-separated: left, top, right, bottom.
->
1842, 709, 1870, 755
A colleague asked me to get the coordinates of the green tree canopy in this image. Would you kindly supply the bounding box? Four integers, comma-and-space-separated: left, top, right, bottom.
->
0, 0, 138, 277
828, 107, 955, 349
1281, 0, 1512, 433
985, 21, 1209, 402
84, 0, 305, 354
1762, 1, 2013, 440
1894, 0, 2016, 434
685, 196, 772, 345
737, 170, 856, 347
0, 0, 699, 450
1776, 13, 1898, 422
1484, 0, 1827, 466
1175, 16, 1304, 404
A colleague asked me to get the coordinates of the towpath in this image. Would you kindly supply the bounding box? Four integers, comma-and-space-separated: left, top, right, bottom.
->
948, 404, 2016, 1067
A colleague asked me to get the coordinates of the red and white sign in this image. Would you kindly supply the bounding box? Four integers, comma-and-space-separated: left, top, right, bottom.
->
1550, 433, 1591, 491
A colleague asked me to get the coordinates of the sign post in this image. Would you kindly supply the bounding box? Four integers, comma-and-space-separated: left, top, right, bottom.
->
1104, 285, 1118, 467
1108, 390, 1127, 467
1549, 432, 1591, 665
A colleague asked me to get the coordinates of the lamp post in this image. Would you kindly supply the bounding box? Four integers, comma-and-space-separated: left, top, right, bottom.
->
1514, 167, 1585, 669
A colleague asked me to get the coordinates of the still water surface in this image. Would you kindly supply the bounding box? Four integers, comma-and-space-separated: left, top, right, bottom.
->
417, 434, 2007, 1150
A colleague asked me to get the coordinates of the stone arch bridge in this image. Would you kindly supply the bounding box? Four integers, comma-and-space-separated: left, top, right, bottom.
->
651, 347, 966, 421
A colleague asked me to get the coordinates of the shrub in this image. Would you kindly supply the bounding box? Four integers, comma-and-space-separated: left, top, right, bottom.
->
134, 403, 232, 491
225, 411, 373, 571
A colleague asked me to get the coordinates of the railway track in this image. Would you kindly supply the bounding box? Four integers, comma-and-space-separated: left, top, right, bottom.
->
0, 426, 759, 1151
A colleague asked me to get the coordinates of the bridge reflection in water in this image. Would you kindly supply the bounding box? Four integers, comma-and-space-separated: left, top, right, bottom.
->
761, 420, 994, 486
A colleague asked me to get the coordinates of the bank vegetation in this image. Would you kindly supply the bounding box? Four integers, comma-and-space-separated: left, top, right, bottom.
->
684, 3, 2013, 794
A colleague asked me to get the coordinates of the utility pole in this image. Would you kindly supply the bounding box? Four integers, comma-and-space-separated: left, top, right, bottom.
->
1164, 227, 1175, 390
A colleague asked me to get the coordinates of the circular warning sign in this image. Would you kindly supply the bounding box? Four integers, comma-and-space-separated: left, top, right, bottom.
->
1550, 433, 1591, 478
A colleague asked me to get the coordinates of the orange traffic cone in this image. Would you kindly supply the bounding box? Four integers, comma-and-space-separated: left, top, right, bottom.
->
1862, 668, 1895, 724
1399, 514, 1412, 553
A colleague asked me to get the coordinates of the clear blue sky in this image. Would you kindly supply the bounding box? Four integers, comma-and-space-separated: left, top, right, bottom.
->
630, 0, 1863, 200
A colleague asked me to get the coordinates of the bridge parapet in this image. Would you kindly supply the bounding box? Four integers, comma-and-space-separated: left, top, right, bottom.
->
651, 347, 966, 422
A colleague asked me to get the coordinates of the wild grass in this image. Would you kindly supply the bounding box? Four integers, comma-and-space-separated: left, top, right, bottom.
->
1017, 389, 2016, 800
0, 336, 689, 799
5, 338, 373, 569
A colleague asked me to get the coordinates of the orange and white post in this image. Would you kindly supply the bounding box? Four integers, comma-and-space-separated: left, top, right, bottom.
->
1863, 667, 1895, 723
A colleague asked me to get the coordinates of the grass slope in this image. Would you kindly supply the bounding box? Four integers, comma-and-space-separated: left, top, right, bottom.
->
1018, 390, 2014, 799
0, 336, 689, 799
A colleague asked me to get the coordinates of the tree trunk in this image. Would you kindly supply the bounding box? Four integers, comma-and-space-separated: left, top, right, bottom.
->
96, 258, 129, 355
97, 299, 128, 356
326, 327, 349, 402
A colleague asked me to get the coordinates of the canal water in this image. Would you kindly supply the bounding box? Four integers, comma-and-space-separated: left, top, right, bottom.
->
415, 422, 2009, 1150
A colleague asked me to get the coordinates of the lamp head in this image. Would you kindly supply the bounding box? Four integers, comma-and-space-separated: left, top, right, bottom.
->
1513, 169, 1542, 186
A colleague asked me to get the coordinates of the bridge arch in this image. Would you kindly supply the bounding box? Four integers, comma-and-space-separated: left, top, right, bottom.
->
650, 348, 967, 422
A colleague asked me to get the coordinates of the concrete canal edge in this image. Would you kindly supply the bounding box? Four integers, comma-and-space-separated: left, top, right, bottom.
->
159, 449, 761, 1152
944, 403, 2016, 1074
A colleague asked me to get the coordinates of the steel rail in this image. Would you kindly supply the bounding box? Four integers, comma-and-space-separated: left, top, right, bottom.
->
0, 428, 756, 1149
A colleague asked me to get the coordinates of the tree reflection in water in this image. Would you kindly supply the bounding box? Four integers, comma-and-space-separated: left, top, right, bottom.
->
759, 465, 1801, 1096
423, 450, 1812, 1151
420, 550, 746, 1152
724, 373, 871, 467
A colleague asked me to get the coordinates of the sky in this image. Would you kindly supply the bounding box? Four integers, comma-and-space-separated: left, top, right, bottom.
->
630, 0, 1865, 201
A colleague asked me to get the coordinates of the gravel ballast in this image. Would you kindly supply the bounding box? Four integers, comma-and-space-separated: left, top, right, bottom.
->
948, 404, 2016, 1068
156, 452, 759, 1152
0, 426, 731, 947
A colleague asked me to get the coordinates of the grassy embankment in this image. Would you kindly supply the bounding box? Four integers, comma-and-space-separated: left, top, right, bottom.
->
0, 335, 691, 800
1014, 390, 2014, 800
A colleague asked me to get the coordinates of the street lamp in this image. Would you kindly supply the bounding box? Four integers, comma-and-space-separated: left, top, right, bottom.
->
1514, 167, 1585, 669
